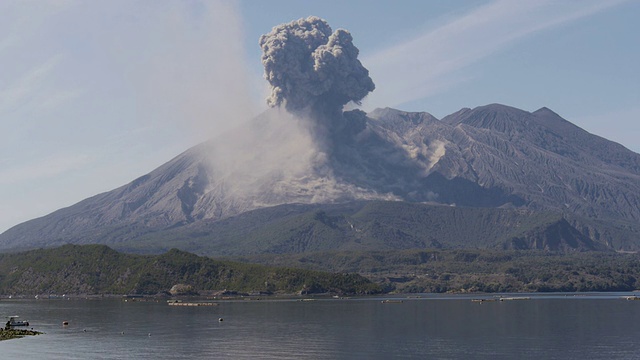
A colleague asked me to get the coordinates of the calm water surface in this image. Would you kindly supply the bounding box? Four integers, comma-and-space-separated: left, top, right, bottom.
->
1, 293, 640, 359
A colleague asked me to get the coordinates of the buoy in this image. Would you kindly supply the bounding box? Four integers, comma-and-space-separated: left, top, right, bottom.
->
218, 318, 224, 322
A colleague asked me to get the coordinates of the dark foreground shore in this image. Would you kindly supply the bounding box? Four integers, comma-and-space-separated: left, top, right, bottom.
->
0, 328, 43, 341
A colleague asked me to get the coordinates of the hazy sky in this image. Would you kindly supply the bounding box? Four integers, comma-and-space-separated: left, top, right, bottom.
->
1, 0, 638, 233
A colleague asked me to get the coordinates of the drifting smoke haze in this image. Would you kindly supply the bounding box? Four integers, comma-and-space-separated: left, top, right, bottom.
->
0, 0, 261, 232
206, 109, 322, 201
202, 107, 399, 211
125, 1, 257, 144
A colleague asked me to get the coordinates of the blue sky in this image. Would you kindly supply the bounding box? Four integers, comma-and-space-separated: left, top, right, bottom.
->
0, 0, 638, 233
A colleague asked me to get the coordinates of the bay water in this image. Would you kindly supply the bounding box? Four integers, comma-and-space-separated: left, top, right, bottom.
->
2, 293, 640, 359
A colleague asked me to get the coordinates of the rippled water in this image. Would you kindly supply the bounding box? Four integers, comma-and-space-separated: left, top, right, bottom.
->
2, 293, 640, 359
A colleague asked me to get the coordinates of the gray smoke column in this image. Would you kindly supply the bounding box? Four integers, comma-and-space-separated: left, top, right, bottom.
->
259, 16, 375, 120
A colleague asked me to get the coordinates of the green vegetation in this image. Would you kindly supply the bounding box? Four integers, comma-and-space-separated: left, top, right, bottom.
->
0, 328, 43, 341
0, 245, 380, 296
233, 249, 640, 293
3, 244, 638, 297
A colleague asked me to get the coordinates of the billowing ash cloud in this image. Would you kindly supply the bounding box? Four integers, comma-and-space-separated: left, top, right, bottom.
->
259, 16, 375, 119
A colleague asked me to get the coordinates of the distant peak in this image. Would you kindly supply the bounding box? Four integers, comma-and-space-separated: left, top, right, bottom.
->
531, 106, 589, 137
368, 107, 439, 123
367, 107, 401, 118
483, 103, 511, 109
533, 107, 561, 118
441, 103, 529, 129
475, 103, 529, 114
441, 108, 471, 124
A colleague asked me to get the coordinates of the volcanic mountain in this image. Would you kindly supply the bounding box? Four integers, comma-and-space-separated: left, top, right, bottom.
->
1, 104, 639, 254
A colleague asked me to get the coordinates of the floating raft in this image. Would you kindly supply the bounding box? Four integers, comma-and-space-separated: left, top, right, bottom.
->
167, 301, 218, 307
499, 297, 531, 301
381, 299, 403, 304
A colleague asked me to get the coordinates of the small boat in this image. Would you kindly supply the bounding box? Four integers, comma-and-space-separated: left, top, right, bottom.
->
6, 316, 29, 327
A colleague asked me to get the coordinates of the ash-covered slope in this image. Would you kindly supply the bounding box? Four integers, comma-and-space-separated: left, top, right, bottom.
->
0, 143, 213, 250
370, 104, 640, 221
1, 104, 640, 252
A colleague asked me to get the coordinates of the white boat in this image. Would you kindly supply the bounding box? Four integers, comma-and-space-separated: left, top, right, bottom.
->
6, 316, 29, 327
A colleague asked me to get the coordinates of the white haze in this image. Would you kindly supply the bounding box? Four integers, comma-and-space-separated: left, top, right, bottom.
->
202, 108, 399, 211
0, 0, 261, 232
124, 1, 259, 143
207, 109, 323, 200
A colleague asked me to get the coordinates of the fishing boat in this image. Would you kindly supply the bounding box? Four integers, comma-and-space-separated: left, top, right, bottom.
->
6, 316, 29, 327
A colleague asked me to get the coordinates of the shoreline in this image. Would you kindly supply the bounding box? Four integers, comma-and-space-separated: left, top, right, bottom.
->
0, 328, 43, 341
2, 289, 640, 302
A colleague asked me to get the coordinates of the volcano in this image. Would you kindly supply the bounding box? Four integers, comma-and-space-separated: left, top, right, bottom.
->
1, 104, 639, 254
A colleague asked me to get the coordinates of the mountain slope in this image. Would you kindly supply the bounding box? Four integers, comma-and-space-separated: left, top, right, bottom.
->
1, 104, 639, 252
120, 201, 605, 256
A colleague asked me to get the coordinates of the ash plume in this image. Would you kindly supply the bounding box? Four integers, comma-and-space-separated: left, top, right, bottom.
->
259, 16, 375, 126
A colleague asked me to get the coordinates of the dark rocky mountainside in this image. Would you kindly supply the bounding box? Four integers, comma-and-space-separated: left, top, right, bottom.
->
121, 201, 610, 256
1, 104, 639, 253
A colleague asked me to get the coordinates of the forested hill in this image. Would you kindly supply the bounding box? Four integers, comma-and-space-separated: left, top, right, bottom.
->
2, 244, 639, 296
0, 245, 380, 296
